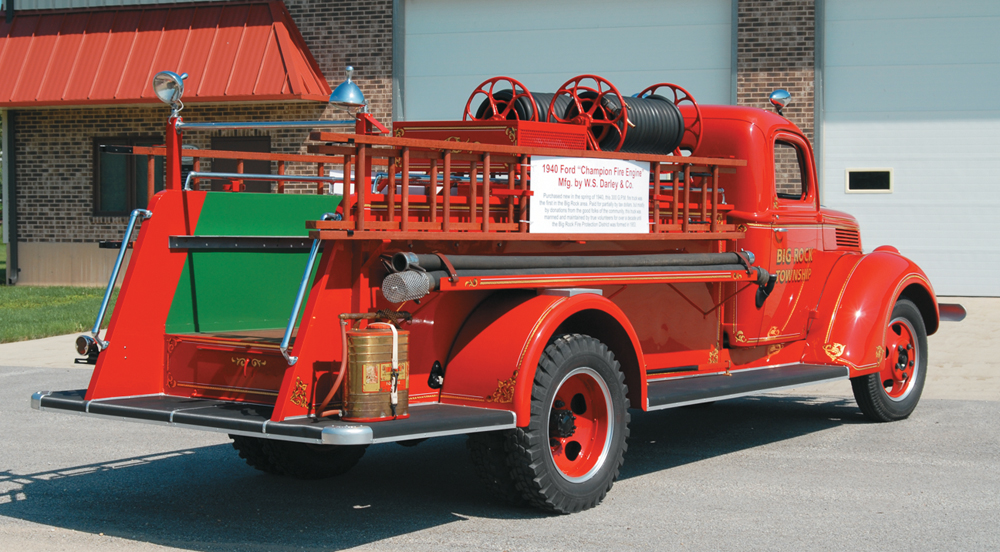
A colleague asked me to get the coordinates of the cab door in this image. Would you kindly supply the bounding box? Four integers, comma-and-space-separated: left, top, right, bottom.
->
758, 132, 821, 347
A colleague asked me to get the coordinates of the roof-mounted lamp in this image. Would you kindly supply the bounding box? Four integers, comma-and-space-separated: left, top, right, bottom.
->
769, 89, 791, 116
329, 66, 368, 113
153, 70, 188, 117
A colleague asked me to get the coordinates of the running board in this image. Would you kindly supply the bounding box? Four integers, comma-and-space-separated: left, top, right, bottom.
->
646, 364, 849, 410
31, 390, 515, 445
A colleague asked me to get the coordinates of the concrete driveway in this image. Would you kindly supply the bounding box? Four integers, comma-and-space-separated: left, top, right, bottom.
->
1, 297, 996, 551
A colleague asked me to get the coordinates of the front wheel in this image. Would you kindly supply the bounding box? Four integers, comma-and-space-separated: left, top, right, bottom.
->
505, 334, 629, 514
851, 299, 928, 422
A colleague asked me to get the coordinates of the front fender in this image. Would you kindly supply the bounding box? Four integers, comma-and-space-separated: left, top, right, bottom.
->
804, 248, 938, 375
441, 291, 643, 426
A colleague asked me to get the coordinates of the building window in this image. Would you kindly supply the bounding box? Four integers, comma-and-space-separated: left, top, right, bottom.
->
774, 141, 806, 201
846, 169, 893, 193
209, 135, 272, 192
93, 137, 165, 216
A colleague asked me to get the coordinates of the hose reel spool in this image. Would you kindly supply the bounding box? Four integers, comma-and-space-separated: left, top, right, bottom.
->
637, 83, 703, 154
464, 75, 698, 154
472, 89, 572, 123
597, 93, 684, 155
464, 76, 538, 121
548, 74, 630, 152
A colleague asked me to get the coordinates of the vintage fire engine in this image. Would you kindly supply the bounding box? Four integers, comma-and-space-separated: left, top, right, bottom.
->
32, 71, 965, 514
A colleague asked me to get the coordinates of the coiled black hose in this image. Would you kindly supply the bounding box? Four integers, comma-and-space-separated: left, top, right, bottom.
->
474, 90, 571, 122
595, 94, 685, 154
475, 89, 684, 154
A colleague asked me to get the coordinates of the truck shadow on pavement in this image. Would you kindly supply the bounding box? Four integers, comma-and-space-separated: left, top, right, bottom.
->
0, 394, 863, 550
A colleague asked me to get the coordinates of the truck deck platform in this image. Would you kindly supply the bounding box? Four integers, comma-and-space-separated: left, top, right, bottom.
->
31, 390, 516, 445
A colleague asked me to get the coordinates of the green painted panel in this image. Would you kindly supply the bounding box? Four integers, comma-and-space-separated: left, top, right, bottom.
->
193, 192, 341, 237
165, 193, 340, 334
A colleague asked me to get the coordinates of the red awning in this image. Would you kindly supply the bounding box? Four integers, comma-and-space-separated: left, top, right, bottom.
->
0, 1, 331, 107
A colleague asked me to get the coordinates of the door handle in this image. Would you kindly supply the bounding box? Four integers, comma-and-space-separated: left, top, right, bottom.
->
774, 228, 788, 233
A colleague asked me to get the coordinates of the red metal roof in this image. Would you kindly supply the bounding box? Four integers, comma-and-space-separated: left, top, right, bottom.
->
0, 1, 331, 107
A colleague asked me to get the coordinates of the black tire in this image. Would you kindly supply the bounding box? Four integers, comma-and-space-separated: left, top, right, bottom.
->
230, 435, 283, 475
505, 334, 630, 514
262, 440, 367, 479
851, 299, 928, 422
467, 431, 528, 507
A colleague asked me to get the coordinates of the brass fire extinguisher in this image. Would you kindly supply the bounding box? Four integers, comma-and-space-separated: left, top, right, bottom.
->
342, 322, 409, 422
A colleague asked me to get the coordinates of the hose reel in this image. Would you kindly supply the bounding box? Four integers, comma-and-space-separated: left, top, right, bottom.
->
637, 83, 703, 153
464, 74, 700, 154
547, 74, 630, 152
464, 76, 538, 121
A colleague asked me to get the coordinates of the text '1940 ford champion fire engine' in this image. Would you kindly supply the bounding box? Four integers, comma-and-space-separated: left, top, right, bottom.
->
32, 70, 965, 514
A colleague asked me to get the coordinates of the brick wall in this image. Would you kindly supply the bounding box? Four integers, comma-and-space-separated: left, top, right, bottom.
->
13, 0, 394, 245
14, 103, 341, 242
736, 0, 815, 143
14, 0, 823, 247
285, 0, 393, 122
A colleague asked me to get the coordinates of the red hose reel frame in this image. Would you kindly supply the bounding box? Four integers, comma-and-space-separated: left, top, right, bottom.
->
637, 83, 703, 154
462, 75, 703, 154
548, 75, 629, 152
463, 76, 539, 122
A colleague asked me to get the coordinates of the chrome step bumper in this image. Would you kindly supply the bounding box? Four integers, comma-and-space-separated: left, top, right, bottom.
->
31, 390, 516, 446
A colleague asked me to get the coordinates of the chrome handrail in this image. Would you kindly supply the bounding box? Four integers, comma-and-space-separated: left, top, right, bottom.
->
183, 171, 340, 192
175, 121, 354, 131
89, 208, 152, 349
280, 213, 337, 366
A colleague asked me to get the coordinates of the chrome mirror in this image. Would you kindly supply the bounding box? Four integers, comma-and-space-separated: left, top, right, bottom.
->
769, 89, 791, 116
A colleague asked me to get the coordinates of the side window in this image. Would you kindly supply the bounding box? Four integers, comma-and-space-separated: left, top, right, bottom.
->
774, 141, 805, 201
93, 136, 165, 216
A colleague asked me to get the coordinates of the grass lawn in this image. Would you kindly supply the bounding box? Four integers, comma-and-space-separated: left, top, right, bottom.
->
0, 286, 118, 344
1, 222, 119, 344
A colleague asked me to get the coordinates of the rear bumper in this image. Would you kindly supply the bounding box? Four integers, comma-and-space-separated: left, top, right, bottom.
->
31, 390, 516, 445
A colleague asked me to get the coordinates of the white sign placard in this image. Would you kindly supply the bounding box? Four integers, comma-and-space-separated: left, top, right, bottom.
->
529, 156, 650, 234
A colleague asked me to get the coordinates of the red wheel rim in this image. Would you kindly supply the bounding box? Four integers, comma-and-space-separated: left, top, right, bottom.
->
879, 316, 920, 401
638, 83, 702, 154
463, 76, 538, 122
548, 367, 614, 482
548, 75, 628, 151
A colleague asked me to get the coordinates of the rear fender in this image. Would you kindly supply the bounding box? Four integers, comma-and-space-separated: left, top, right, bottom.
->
441, 292, 644, 426
805, 247, 938, 376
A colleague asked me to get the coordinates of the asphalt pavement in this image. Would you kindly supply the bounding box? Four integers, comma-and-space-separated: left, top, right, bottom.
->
1, 297, 997, 551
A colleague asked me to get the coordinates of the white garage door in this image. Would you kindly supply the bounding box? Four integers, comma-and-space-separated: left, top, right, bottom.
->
402, 0, 732, 122
822, 0, 1000, 296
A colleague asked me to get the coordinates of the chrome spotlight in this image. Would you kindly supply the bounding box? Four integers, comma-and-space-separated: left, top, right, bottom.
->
152, 70, 189, 114
329, 66, 367, 112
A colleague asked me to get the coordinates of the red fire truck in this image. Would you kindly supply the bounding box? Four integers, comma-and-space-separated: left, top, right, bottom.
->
32, 72, 964, 514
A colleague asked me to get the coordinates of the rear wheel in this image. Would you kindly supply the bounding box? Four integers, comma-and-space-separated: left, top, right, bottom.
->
505, 334, 629, 514
851, 299, 927, 422
230, 435, 282, 474
231, 435, 367, 479
264, 441, 367, 479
